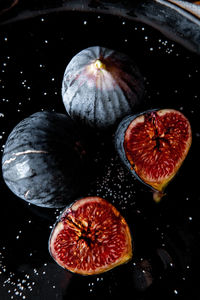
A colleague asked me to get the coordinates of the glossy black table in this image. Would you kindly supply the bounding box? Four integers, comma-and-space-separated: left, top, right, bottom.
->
0, 1, 199, 299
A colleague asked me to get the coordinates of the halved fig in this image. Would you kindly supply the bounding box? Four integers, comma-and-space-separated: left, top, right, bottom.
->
115, 109, 192, 201
49, 196, 132, 275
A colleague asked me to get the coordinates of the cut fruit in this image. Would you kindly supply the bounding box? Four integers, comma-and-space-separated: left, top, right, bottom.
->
49, 196, 133, 275
115, 109, 192, 201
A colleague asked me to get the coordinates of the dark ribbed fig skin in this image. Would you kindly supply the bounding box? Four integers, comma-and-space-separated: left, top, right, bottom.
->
115, 109, 192, 196
49, 196, 133, 275
62, 46, 144, 129
2, 111, 86, 208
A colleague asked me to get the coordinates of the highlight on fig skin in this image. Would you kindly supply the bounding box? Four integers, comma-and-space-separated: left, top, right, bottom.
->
49, 196, 133, 275
93, 59, 106, 70
116, 109, 192, 202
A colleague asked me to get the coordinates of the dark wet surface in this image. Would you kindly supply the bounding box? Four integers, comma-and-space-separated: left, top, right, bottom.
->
0, 10, 200, 300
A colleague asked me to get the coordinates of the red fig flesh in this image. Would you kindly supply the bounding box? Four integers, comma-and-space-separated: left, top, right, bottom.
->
123, 109, 192, 198
49, 196, 132, 275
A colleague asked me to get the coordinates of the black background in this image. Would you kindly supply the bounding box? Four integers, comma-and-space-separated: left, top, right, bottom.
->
0, 8, 200, 300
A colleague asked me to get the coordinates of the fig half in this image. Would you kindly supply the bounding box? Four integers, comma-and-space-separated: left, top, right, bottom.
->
49, 196, 132, 275
115, 109, 192, 201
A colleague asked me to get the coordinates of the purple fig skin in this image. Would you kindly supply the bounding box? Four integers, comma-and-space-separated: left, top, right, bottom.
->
2, 111, 86, 208
62, 46, 145, 129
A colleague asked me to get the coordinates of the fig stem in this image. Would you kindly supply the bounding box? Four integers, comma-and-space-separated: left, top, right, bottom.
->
153, 191, 165, 203
95, 59, 106, 70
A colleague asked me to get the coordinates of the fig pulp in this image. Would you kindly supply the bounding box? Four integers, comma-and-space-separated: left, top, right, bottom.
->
115, 109, 192, 201
49, 196, 132, 275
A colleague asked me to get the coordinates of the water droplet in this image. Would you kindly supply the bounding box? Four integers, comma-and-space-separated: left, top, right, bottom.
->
174, 289, 178, 295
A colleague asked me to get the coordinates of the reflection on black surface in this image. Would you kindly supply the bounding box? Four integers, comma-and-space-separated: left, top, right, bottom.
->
0, 9, 199, 300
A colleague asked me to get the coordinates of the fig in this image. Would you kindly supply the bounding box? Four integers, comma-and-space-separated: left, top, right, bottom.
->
49, 196, 133, 275
115, 109, 192, 201
62, 46, 144, 129
2, 111, 86, 208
